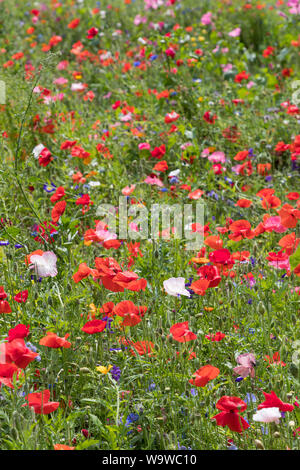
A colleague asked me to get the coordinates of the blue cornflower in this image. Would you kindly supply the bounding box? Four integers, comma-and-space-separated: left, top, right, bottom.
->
244, 393, 257, 404
125, 413, 139, 427
110, 365, 121, 382
148, 382, 156, 391
169, 176, 179, 184
43, 182, 56, 193
235, 376, 244, 383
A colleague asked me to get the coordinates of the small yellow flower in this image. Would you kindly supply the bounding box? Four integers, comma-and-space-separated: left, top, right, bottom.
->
89, 303, 97, 316
198, 97, 203, 102
96, 365, 113, 374
198, 36, 205, 42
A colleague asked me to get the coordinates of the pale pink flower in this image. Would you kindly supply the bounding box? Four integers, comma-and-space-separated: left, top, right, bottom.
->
30, 252, 58, 278
228, 28, 241, 37
138, 142, 151, 150
201, 12, 212, 25
263, 216, 287, 233
144, 176, 164, 187
53, 77, 68, 85
122, 184, 136, 196
208, 151, 226, 163
233, 353, 256, 378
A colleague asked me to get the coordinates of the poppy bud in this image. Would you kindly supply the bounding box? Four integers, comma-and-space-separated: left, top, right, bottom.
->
273, 432, 280, 438
79, 367, 90, 373
81, 429, 90, 438
254, 439, 265, 450
258, 301, 266, 314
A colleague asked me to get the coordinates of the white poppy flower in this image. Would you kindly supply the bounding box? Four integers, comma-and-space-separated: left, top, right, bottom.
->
32, 144, 45, 159
253, 407, 281, 424
163, 277, 191, 297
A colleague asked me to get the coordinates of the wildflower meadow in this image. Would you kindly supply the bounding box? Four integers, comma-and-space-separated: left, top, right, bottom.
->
0, 0, 299, 454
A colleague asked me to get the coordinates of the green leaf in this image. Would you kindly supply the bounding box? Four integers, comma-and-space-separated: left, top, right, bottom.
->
76, 439, 99, 450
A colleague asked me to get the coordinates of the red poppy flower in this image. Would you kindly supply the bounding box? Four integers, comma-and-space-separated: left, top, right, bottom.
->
0, 286, 11, 313
234, 150, 249, 161
205, 332, 225, 342
39, 332, 71, 349
0, 363, 20, 389
165, 112, 180, 124
278, 232, 299, 255
102, 239, 121, 250
196, 265, 221, 288
209, 249, 233, 265
235, 199, 252, 208
151, 145, 166, 159
204, 235, 223, 250
51, 200, 66, 223
129, 340, 155, 357
87, 27, 98, 39
261, 195, 281, 210
278, 204, 300, 229
153, 160, 168, 172
257, 391, 294, 412
190, 279, 210, 295
2, 338, 38, 369
189, 365, 220, 387
188, 189, 204, 200
81, 319, 107, 334
54, 444, 75, 450
212, 396, 250, 433
264, 352, 286, 367
114, 300, 147, 327
14, 290, 28, 303
22, 390, 60, 414
228, 220, 254, 241
286, 192, 299, 201
99, 302, 115, 317
203, 111, 217, 124
234, 71, 250, 83
38, 148, 53, 167
170, 321, 197, 343
72, 263, 92, 283
7, 324, 30, 342
68, 18, 80, 29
